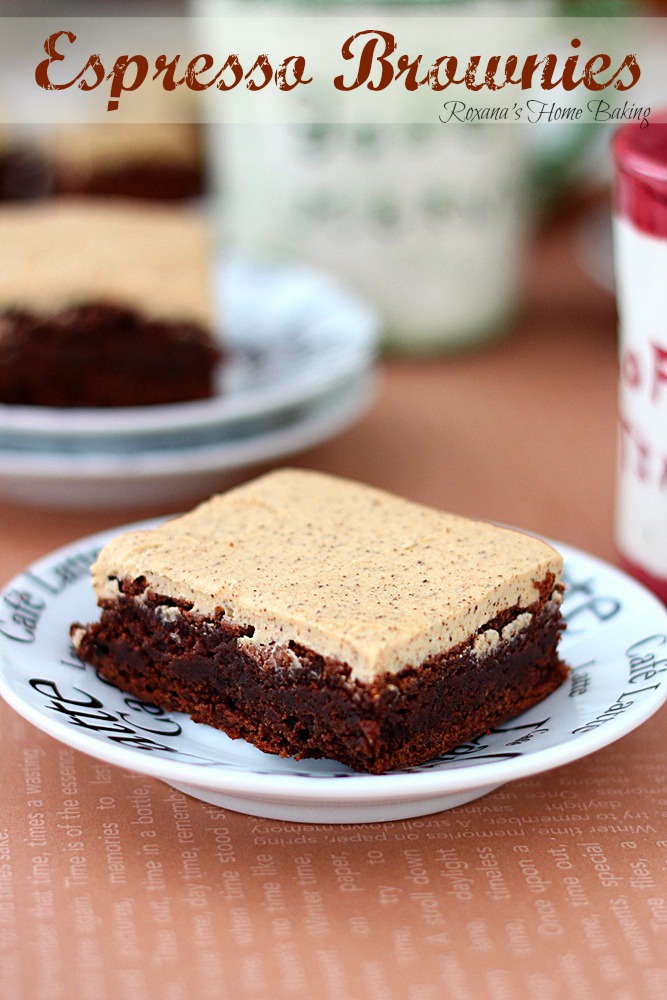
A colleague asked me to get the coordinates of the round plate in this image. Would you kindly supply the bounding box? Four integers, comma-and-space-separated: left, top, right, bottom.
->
1, 531, 666, 823
0, 373, 375, 508
0, 257, 380, 450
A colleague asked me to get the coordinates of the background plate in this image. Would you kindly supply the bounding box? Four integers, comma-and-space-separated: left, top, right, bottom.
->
0, 257, 380, 450
0, 373, 375, 508
0, 531, 666, 823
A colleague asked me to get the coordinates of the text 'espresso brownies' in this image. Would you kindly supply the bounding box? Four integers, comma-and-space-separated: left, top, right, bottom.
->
72, 470, 568, 773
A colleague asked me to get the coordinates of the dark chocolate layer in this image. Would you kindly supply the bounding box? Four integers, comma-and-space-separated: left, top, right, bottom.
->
0, 304, 221, 407
73, 577, 568, 774
54, 162, 205, 202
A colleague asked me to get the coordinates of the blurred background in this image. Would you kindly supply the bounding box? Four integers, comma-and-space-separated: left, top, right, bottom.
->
1, 0, 664, 346
0, 0, 665, 569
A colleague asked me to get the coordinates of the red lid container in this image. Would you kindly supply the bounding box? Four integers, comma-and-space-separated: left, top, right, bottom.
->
612, 115, 667, 238
612, 112, 667, 604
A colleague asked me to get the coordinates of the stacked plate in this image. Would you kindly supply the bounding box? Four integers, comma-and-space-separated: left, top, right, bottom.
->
0, 258, 381, 508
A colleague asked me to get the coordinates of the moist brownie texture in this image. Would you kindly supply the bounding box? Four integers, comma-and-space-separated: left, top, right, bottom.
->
0, 201, 220, 407
72, 469, 568, 773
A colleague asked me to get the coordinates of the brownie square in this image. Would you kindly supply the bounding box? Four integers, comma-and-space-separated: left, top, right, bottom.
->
72, 470, 568, 773
48, 123, 205, 202
0, 201, 221, 407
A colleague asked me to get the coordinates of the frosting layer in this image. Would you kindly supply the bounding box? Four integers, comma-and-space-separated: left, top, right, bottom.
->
91, 469, 564, 682
0, 201, 212, 327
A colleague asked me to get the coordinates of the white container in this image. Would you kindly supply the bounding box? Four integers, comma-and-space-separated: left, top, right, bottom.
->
612, 116, 667, 604
220, 123, 530, 352
192, 1, 536, 353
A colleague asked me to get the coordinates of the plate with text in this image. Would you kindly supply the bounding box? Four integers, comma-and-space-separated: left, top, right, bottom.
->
0, 524, 666, 823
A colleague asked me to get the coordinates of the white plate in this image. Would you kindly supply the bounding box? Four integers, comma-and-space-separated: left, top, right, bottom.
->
0, 372, 375, 508
0, 257, 380, 450
1, 534, 666, 824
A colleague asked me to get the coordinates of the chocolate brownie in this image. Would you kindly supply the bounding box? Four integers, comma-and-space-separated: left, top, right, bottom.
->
0, 201, 221, 407
72, 470, 568, 773
48, 123, 205, 202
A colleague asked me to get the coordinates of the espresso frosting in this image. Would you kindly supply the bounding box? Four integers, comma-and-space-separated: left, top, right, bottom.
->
0, 201, 212, 328
89, 469, 564, 682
